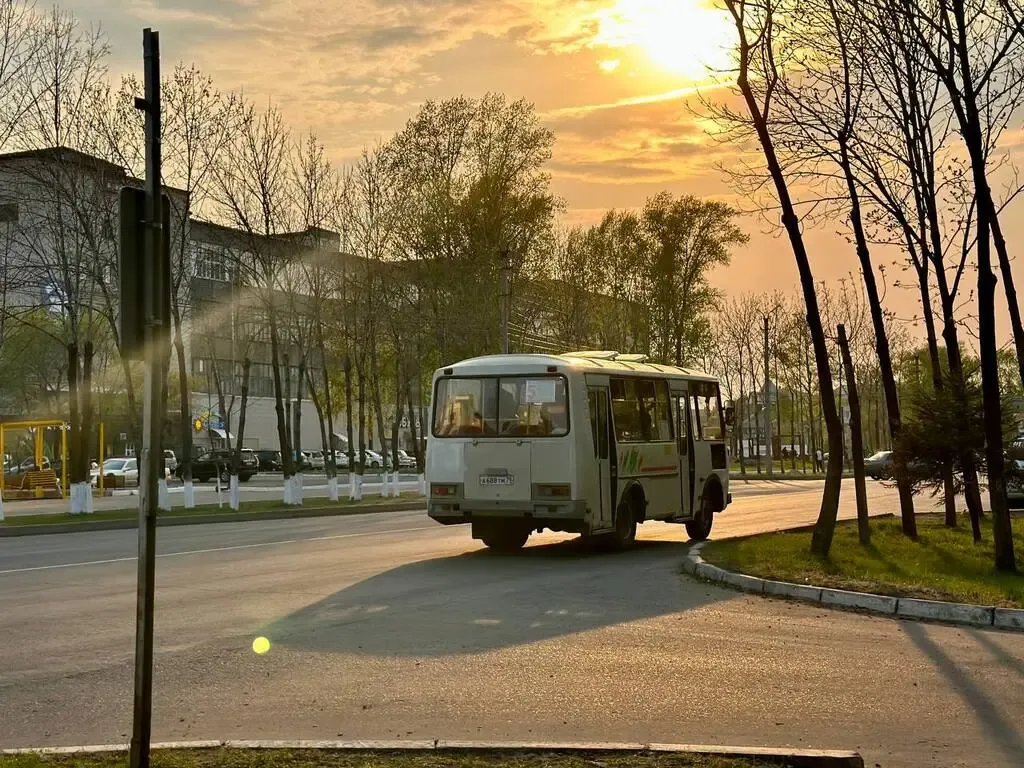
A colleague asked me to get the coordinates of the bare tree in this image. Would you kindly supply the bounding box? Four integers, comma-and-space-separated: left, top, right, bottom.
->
109, 64, 236, 507
714, 0, 847, 554
212, 100, 303, 505
893, 0, 1022, 569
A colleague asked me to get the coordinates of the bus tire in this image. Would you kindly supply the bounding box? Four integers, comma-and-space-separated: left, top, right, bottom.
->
604, 499, 637, 551
685, 494, 714, 541
480, 525, 530, 553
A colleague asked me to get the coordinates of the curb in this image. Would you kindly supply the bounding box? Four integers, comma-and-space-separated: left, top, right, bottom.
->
0, 500, 426, 538
0, 738, 865, 768
685, 542, 1024, 633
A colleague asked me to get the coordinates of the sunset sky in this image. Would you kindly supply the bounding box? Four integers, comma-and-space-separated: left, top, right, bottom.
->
69, 0, 1024, 341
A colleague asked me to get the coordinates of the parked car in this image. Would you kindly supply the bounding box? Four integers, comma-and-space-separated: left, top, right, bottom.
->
333, 450, 349, 469
305, 450, 326, 470
864, 450, 893, 480
360, 449, 385, 470
254, 449, 282, 471
395, 449, 416, 469
177, 449, 258, 483
91, 457, 139, 487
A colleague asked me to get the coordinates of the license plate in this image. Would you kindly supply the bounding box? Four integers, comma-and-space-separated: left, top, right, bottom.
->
480, 474, 514, 486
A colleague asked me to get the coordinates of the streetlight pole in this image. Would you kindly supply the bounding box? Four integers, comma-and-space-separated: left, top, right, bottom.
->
129, 27, 162, 768
763, 314, 772, 476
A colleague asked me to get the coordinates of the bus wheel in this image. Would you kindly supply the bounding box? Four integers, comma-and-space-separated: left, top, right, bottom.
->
604, 500, 637, 551
685, 495, 714, 541
480, 525, 530, 553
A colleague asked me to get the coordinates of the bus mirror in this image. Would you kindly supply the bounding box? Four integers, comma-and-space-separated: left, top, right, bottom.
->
724, 406, 735, 428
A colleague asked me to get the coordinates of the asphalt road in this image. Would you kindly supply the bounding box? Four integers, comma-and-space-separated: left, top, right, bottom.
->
2, 478, 1023, 768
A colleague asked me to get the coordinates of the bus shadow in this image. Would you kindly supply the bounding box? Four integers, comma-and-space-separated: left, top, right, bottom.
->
261, 535, 733, 657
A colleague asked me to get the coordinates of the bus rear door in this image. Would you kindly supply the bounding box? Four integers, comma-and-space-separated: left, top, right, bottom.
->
586, 384, 614, 530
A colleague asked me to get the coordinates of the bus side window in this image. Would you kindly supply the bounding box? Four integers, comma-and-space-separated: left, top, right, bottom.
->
690, 394, 703, 440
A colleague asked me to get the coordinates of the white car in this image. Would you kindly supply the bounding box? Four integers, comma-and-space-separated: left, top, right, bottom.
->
91, 457, 139, 487
305, 450, 326, 470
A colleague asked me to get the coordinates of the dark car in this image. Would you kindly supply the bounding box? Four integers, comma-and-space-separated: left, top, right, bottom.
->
864, 450, 894, 480
177, 449, 258, 483
254, 449, 282, 472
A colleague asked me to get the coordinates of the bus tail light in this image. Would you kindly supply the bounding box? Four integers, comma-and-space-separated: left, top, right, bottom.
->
431, 483, 457, 497
535, 483, 571, 499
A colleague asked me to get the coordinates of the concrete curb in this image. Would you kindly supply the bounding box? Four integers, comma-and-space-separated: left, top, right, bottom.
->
0, 738, 865, 768
0, 500, 426, 538
685, 542, 1022, 633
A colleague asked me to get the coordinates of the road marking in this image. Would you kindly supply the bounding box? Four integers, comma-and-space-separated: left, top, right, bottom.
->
0, 525, 436, 576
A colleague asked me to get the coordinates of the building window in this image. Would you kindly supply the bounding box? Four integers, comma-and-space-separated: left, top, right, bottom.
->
195, 246, 229, 281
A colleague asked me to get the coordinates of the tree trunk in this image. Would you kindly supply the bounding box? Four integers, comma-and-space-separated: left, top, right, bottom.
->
345, 356, 355, 499
268, 309, 295, 503
229, 358, 251, 511
356, 363, 366, 500
172, 308, 194, 507
990, 213, 1024, 391
319, 327, 338, 488
67, 343, 79, 479
946, 0, 1014, 568
294, 357, 305, 474
284, 351, 293, 467
839, 325, 869, 545
942, 319, 983, 539
80, 341, 94, 514
838, 146, 916, 532
730, 44, 843, 553
307, 367, 333, 500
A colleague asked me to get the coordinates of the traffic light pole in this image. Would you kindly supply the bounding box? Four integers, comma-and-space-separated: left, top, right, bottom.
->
129, 27, 162, 768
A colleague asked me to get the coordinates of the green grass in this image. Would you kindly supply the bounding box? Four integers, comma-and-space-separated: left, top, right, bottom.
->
701, 514, 1024, 608
0, 492, 422, 527
0, 749, 789, 768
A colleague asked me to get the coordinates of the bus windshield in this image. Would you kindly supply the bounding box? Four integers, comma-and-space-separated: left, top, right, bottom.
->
433, 375, 569, 438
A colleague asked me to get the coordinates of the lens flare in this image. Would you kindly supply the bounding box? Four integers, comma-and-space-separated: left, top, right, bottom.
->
252, 636, 271, 654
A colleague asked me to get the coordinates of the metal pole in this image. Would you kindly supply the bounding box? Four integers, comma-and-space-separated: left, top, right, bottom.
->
499, 250, 510, 354
130, 27, 162, 768
99, 422, 105, 493
0, 427, 5, 521
763, 315, 772, 476
61, 427, 67, 495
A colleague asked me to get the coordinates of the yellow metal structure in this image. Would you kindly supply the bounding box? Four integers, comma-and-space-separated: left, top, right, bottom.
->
0, 419, 104, 501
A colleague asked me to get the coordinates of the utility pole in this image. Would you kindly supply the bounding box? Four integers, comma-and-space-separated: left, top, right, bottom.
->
128, 27, 164, 768
499, 249, 511, 354
763, 314, 772, 476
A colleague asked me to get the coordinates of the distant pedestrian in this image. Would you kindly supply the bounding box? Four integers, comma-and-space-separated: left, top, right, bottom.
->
815, 449, 823, 472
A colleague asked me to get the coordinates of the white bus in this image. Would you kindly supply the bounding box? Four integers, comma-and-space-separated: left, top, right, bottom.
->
426, 351, 732, 551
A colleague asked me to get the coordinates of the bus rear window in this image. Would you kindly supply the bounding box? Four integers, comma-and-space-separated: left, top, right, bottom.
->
433, 376, 568, 437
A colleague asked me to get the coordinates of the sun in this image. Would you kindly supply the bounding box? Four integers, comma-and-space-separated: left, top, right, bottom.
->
594, 0, 734, 81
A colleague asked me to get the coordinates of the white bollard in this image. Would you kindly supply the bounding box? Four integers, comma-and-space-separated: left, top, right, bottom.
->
418, 473, 427, 496
158, 478, 171, 511
230, 474, 240, 510
183, 479, 195, 508
328, 474, 339, 502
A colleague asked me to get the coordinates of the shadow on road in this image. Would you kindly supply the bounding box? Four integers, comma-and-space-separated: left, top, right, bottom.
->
902, 621, 1024, 763
262, 535, 732, 657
